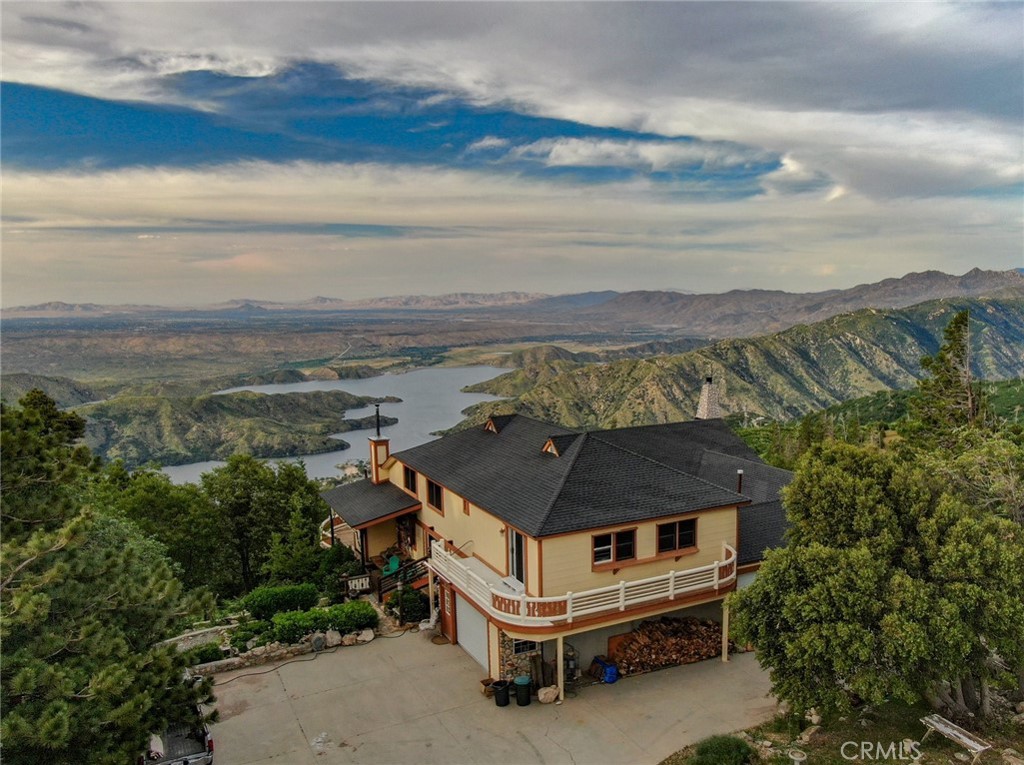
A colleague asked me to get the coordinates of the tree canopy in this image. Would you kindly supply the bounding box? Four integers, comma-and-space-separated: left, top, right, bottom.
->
1, 391, 213, 764
730, 442, 1024, 720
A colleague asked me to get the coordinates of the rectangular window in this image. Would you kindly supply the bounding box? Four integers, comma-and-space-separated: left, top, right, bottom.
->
427, 479, 443, 511
657, 519, 697, 554
403, 466, 417, 493
512, 639, 538, 655
593, 529, 636, 565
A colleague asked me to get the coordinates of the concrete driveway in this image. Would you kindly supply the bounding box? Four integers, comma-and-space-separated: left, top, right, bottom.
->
211, 631, 776, 765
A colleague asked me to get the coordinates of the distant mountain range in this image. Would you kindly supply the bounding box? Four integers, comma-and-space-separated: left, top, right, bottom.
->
460, 297, 1024, 428
6, 270, 1022, 340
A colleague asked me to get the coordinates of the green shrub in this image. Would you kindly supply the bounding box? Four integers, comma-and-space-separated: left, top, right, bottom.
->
243, 583, 318, 620
385, 589, 429, 623
271, 601, 378, 644
687, 735, 754, 765
230, 619, 272, 652
184, 643, 224, 665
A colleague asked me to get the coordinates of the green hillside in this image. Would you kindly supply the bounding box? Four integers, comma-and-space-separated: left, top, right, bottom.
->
460, 298, 1024, 429
77, 389, 397, 467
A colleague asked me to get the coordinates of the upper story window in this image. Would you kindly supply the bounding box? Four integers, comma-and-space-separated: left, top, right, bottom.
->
657, 518, 697, 554
593, 529, 636, 565
427, 479, 443, 511
403, 466, 417, 494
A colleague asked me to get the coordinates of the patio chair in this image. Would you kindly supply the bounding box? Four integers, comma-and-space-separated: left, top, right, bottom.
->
381, 555, 401, 576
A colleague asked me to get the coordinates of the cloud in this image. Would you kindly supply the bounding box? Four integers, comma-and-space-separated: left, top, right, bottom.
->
512, 138, 775, 173
466, 136, 510, 152
2, 161, 1020, 307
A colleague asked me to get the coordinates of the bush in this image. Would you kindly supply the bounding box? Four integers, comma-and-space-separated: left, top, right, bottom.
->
230, 619, 272, 653
243, 583, 319, 621
271, 600, 379, 644
687, 735, 754, 765
385, 589, 430, 623
183, 643, 225, 665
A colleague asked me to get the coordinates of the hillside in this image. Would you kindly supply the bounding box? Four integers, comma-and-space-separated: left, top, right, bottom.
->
571, 268, 1024, 337
77, 389, 398, 467
461, 298, 1024, 429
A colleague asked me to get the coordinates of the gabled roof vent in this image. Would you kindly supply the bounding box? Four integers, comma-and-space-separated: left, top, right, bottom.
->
484, 414, 516, 433
542, 433, 581, 457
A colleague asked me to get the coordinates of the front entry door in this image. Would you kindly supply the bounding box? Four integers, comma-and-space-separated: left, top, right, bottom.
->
439, 582, 455, 644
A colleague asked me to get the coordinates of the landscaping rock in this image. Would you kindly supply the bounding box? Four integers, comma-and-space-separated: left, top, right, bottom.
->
1016, 701, 1024, 714
805, 708, 822, 725
1013, 712, 1024, 727
356, 629, 374, 644
798, 725, 823, 744
311, 632, 326, 652
954, 753, 969, 762
325, 629, 342, 648
342, 633, 358, 646
1002, 749, 1024, 765
538, 686, 560, 704
245, 637, 259, 651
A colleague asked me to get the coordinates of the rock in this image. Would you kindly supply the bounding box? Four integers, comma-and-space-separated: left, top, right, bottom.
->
860, 718, 870, 728
777, 700, 791, 716
758, 740, 774, 748
954, 754, 970, 762
1016, 701, 1024, 714
1002, 749, 1024, 765
251, 645, 267, 656
245, 637, 259, 650
311, 632, 327, 652
1013, 712, 1024, 727
325, 630, 342, 648
738, 731, 753, 742
356, 629, 374, 644
342, 633, 358, 646
805, 709, 822, 725
538, 686, 560, 704
799, 725, 823, 744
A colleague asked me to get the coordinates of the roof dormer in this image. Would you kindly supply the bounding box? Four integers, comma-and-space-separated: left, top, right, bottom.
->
484, 414, 516, 433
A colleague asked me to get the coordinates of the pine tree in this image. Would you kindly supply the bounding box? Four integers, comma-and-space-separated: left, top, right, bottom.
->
1, 392, 212, 764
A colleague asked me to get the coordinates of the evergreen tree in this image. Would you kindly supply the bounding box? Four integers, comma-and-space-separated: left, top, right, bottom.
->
730, 442, 1024, 720
1, 392, 212, 764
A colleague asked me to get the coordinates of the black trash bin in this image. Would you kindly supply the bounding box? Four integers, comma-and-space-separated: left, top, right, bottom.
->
491, 680, 510, 707
514, 675, 531, 706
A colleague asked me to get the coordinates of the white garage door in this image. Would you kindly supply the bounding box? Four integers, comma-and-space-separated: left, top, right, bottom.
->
455, 594, 489, 672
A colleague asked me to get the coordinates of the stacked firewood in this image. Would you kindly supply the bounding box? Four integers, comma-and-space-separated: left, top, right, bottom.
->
613, 617, 729, 675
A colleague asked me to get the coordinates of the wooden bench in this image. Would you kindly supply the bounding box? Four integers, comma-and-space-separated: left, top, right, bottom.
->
920, 714, 991, 764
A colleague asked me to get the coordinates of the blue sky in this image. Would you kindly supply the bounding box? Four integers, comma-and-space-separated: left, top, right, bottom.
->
1, 2, 1021, 306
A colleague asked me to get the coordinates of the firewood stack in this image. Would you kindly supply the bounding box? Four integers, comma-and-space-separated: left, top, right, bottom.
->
612, 617, 730, 675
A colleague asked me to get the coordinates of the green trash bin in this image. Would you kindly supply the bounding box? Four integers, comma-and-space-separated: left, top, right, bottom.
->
514, 675, 531, 706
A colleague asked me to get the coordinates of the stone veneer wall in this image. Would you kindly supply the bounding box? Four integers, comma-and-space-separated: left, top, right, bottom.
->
498, 630, 541, 681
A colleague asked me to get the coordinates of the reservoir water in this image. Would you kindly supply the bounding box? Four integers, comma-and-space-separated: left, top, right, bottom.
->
161, 366, 504, 484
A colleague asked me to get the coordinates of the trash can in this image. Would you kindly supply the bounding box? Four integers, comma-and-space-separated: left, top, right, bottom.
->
490, 680, 510, 707
514, 675, 531, 706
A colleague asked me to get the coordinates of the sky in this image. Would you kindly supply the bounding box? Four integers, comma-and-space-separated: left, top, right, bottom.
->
2, 2, 1022, 307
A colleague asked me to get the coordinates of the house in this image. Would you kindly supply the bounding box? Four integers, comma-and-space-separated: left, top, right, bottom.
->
321, 379, 791, 700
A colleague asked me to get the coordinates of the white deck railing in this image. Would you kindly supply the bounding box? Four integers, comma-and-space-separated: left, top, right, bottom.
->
426, 540, 736, 626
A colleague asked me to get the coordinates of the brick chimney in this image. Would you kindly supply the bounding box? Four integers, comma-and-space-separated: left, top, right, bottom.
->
695, 376, 722, 420
368, 404, 390, 484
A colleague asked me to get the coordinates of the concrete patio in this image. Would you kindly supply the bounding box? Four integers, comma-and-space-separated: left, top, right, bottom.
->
211, 630, 776, 765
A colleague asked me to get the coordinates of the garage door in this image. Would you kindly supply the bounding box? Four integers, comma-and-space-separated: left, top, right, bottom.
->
455, 594, 489, 672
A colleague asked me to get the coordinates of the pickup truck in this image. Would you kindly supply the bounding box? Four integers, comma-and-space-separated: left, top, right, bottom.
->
142, 705, 214, 765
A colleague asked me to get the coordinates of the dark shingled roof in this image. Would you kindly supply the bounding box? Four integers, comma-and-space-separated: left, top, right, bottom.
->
321, 479, 419, 528
394, 415, 753, 538
738, 501, 790, 565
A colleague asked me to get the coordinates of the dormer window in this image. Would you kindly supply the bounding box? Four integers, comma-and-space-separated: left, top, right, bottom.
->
542, 438, 559, 456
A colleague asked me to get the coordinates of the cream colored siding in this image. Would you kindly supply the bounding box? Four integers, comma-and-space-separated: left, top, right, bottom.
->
526, 537, 541, 596
487, 621, 501, 678
365, 520, 397, 558
540, 507, 738, 596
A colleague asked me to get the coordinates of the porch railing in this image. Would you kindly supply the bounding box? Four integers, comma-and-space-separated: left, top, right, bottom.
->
375, 556, 430, 601
427, 540, 737, 626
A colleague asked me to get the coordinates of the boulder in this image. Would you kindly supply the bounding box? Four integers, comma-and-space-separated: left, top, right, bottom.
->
1013, 712, 1024, 727
1016, 701, 1024, 714
798, 725, 823, 744
342, 633, 358, 646
311, 632, 327, 652
357, 629, 375, 644
805, 708, 822, 725
537, 686, 560, 704
1002, 749, 1024, 765
325, 630, 342, 648
954, 753, 970, 762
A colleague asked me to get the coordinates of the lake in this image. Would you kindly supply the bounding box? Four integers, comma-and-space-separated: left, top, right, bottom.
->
161, 365, 504, 484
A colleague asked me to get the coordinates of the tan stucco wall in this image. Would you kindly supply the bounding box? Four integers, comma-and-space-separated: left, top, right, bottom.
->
540, 507, 738, 596
390, 461, 507, 575
365, 519, 397, 558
